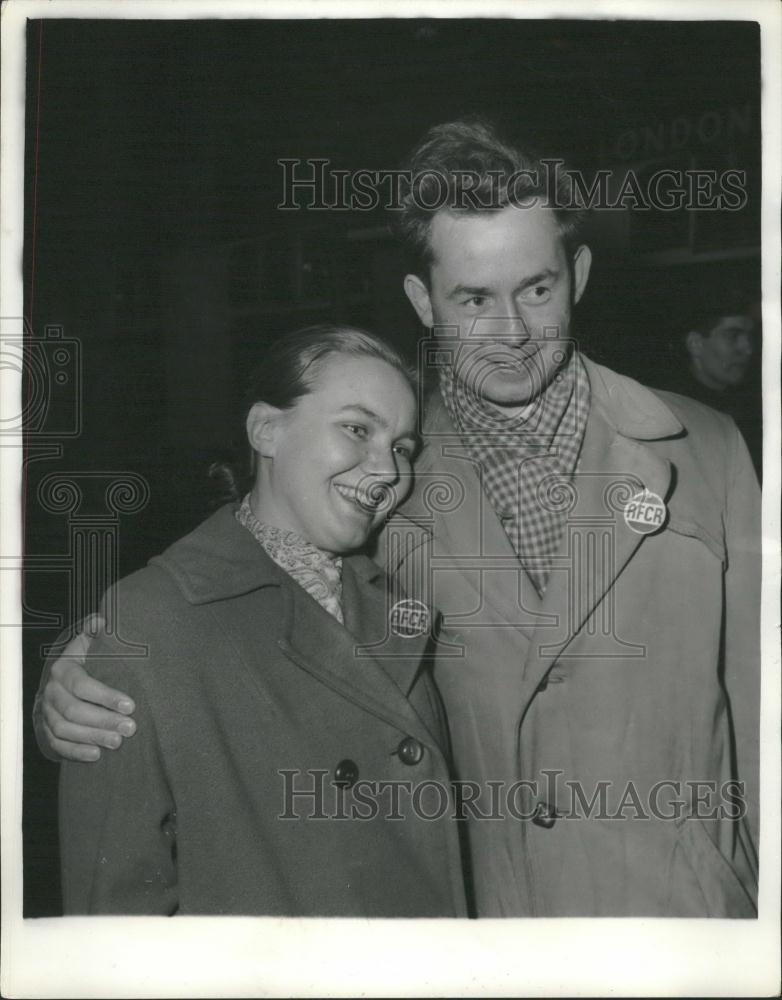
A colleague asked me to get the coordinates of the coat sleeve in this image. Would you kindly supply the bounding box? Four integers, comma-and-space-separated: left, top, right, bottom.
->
722, 421, 761, 854
58, 633, 178, 915
34, 619, 94, 761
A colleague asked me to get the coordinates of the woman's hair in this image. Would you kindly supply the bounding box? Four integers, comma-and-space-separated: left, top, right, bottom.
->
210, 323, 418, 502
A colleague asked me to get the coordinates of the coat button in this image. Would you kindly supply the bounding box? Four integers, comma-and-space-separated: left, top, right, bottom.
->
396, 736, 425, 766
532, 802, 558, 829
333, 759, 359, 789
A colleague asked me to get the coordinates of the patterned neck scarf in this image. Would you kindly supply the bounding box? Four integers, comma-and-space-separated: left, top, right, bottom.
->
439, 351, 591, 595
236, 495, 344, 623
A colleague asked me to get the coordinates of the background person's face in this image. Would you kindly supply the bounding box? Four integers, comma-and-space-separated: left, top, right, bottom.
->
405, 203, 591, 409
690, 315, 755, 391
251, 355, 417, 554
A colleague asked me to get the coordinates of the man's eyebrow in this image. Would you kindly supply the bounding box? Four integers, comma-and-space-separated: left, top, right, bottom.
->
447, 284, 492, 300
447, 269, 558, 300
518, 268, 558, 289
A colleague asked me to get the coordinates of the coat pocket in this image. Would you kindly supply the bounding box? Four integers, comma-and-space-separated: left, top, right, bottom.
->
675, 817, 757, 918
666, 516, 726, 566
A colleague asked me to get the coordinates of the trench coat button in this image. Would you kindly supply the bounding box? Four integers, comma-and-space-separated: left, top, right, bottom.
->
396, 736, 425, 766
532, 802, 558, 829
333, 759, 359, 789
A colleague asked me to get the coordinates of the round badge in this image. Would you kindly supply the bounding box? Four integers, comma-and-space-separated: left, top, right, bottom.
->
624, 489, 668, 535
389, 599, 430, 638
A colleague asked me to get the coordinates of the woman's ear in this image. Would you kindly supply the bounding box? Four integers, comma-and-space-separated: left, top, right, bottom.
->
246, 402, 284, 458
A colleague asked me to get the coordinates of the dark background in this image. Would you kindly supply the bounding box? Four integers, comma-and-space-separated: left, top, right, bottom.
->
22, 17, 761, 915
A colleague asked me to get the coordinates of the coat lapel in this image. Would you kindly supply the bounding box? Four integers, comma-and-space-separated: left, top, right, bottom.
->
164, 507, 443, 750
278, 558, 442, 750
414, 397, 553, 639
518, 358, 678, 708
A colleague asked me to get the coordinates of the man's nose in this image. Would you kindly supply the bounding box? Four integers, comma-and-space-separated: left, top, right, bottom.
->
471, 310, 531, 346
736, 334, 753, 357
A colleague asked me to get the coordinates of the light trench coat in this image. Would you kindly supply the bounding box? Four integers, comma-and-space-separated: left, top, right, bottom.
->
376, 354, 760, 917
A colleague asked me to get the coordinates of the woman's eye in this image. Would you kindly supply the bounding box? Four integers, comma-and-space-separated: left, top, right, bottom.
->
343, 423, 367, 438
393, 444, 412, 459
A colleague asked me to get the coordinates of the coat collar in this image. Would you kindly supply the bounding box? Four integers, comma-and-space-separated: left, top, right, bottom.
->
152, 505, 442, 748
394, 352, 682, 535
150, 503, 383, 606
580, 354, 683, 441
393, 354, 681, 687
420, 352, 683, 444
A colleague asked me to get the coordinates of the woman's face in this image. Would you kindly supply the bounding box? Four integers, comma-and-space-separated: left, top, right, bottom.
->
250, 354, 418, 554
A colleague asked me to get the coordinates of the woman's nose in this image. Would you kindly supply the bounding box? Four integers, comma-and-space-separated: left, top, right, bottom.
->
356, 450, 405, 514
362, 443, 400, 481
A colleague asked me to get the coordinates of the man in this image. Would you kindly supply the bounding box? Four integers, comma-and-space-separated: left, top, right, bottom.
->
665, 295, 762, 476
35, 120, 761, 917
686, 308, 755, 394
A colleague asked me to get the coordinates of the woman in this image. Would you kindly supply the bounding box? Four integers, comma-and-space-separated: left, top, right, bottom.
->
58, 324, 468, 917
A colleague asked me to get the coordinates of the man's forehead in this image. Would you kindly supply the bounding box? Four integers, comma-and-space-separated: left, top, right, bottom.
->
711, 315, 754, 336
427, 205, 564, 275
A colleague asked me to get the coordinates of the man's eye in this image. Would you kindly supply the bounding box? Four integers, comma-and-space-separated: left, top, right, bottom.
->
462, 296, 487, 309
521, 285, 551, 303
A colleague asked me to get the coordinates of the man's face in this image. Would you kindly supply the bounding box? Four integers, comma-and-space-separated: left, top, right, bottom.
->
404, 203, 591, 409
688, 315, 755, 391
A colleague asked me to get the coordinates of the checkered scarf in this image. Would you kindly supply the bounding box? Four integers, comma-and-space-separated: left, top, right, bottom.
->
439, 352, 590, 594
236, 495, 344, 623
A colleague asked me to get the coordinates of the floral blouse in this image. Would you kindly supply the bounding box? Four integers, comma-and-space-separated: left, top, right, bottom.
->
236, 494, 344, 623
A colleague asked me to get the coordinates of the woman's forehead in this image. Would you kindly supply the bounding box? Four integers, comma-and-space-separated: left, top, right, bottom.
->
306, 354, 416, 416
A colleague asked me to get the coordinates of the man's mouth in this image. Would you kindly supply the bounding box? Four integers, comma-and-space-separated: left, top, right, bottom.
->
491, 347, 541, 373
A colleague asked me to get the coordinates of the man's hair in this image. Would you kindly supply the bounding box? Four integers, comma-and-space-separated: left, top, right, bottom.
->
395, 118, 586, 282
685, 287, 759, 339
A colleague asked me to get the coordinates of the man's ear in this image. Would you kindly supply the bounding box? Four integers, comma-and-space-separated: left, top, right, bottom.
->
246, 402, 284, 458
571, 244, 593, 305
685, 330, 703, 359
403, 274, 434, 328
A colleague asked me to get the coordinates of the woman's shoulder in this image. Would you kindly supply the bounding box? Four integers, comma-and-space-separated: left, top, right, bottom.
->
100, 503, 276, 625
149, 503, 283, 606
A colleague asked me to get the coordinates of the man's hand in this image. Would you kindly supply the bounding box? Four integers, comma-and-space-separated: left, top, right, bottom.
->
33, 615, 137, 762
